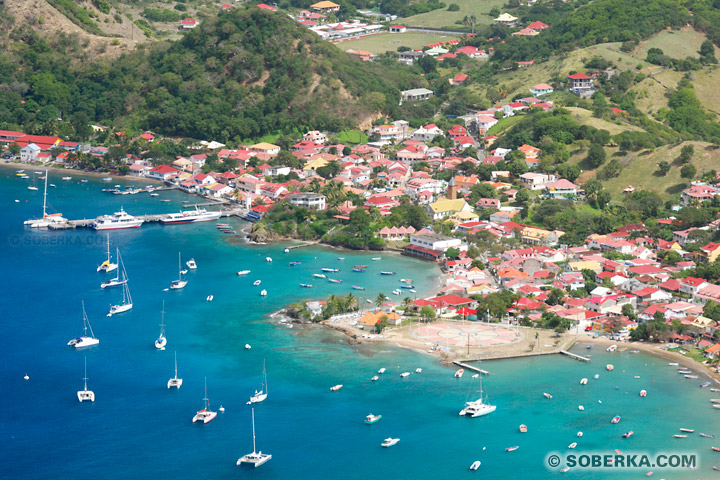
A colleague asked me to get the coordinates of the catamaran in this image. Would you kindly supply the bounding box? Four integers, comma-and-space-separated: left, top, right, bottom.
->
192, 377, 217, 424
247, 360, 268, 404
459, 375, 496, 418
155, 301, 167, 350
100, 248, 128, 289
107, 250, 132, 316
97, 234, 118, 273
67, 301, 99, 348
77, 356, 95, 403
167, 351, 183, 389
170, 252, 188, 290
24, 169, 65, 228
237, 408, 271, 467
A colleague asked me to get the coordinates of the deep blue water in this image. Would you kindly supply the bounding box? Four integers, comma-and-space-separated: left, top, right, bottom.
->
1, 166, 719, 479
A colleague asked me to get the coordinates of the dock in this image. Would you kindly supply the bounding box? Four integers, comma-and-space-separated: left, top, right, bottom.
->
453, 361, 490, 375
559, 350, 591, 362
285, 242, 320, 250
47, 208, 249, 230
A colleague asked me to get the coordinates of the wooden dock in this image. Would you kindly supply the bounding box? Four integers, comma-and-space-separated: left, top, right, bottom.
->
559, 350, 591, 362
458, 347, 591, 366
286, 242, 320, 250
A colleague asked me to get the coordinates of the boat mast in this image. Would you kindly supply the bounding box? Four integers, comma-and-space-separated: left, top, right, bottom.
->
83, 356, 88, 391
160, 300, 165, 336
251, 408, 257, 454
174, 351, 178, 379
203, 377, 210, 410
42, 169, 48, 217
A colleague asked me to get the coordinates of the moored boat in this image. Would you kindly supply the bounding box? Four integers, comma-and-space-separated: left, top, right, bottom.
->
543, 392, 553, 399
640, 390, 647, 397
237, 408, 271, 467
289, 261, 301, 266
160, 208, 222, 225
330, 384, 343, 391
611, 416, 621, 424
381, 438, 399, 448
519, 424, 527, 433
580, 378, 588, 385
352, 285, 365, 290
505, 446, 519, 452
674, 434, 687, 438
607, 345, 617, 352
455, 369, 464, 378
192, 378, 217, 424
68, 302, 99, 349
380, 271, 395, 275
92, 207, 143, 230
568, 443, 577, 449
680, 428, 694, 433
701, 382, 711, 387
623, 431, 634, 438
237, 270, 251, 275
701, 433, 715, 438
470, 460, 481, 470
328, 278, 342, 283
322, 268, 339, 272
400, 372, 410, 377
364, 414, 382, 424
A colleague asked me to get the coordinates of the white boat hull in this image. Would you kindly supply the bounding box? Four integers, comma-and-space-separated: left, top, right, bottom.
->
193, 410, 217, 423
248, 392, 267, 404
77, 390, 95, 402
237, 452, 272, 467
69, 336, 100, 348
168, 378, 183, 389
170, 280, 187, 290
108, 303, 132, 316
155, 336, 167, 349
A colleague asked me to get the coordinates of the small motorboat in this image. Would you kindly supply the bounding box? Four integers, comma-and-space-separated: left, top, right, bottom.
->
380, 271, 395, 275
623, 431, 634, 438
237, 270, 251, 275
568, 443, 577, 449
505, 446, 519, 452
543, 393, 553, 399
668, 362, 679, 366
701, 433, 715, 438
289, 261, 301, 266
180, 269, 188, 275
470, 460, 481, 470
365, 414, 382, 424
472, 374, 479, 378
577, 432, 583, 437
400, 372, 410, 378
219, 405, 225, 413
712, 446, 720, 452
322, 268, 339, 272
370, 376, 379, 381
392, 289, 401, 295
245, 344, 251, 349
284, 248, 289, 253
454, 369, 464, 378
685, 375, 699, 379
299, 284, 313, 288
701, 382, 711, 387
337, 257, 344, 260
560, 467, 570, 473
594, 374, 600, 379
266, 257, 272, 262
150, 193, 159, 197
606, 364, 614, 371
62, 176, 72, 181
680, 428, 694, 433
260, 289, 267, 296
206, 295, 214, 302
253, 280, 261, 286
630, 350, 639, 353
519, 424, 527, 433
611, 416, 621, 424
674, 435, 687, 438
186, 259, 197, 270
352, 285, 366, 290
330, 384, 343, 391
313, 274, 326, 278
378, 368, 386, 374
580, 378, 588, 385
607, 345, 617, 352
329, 278, 342, 283
371, 257, 381, 261
381, 438, 399, 448
640, 390, 647, 397
415, 368, 422, 373
578, 405, 584, 411
714, 466, 720, 471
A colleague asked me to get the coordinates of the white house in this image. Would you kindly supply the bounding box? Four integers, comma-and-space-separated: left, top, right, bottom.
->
409, 233, 466, 252
401, 88, 434, 102
412, 124, 444, 142
519, 172, 556, 190
20, 143, 41, 162
288, 193, 326, 210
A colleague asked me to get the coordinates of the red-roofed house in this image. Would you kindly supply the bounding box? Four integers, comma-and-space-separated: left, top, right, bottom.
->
450, 73, 468, 86
567, 72, 593, 91
148, 165, 179, 181
545, 179, 578, 198
389, 25, 407, 33
180, 17, 197, 29
529, 83, 554, 97
526, 21, 549, 30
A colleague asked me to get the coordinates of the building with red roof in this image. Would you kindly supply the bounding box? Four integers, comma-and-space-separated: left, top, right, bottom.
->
567, 72, 593, 91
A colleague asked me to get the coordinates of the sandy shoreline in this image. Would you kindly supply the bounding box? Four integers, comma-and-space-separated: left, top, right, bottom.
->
0, 161, 161, 184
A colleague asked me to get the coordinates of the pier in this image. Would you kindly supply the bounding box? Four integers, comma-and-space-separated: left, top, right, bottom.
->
559, 350, 591, 362
285, 241, 320, 250
453, 361, 490, 375
47, 207, 249, 230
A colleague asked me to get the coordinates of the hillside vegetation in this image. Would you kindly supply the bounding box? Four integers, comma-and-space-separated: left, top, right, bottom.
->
0, 7, 419, 142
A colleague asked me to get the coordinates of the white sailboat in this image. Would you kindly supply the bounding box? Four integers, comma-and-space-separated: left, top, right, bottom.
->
167, 351, 183, 389
28, 171, 39, 191
97, 234, 118, 273
67, 301, 99, 348
170, 252, 188, 290
237, 408, 271, 467
107, 250, 132, 316
459, 374, 496, 418
247, 360, 268, 404
192, 377, 217, 423
155, 301, 167, 350
24, 169, 65, 227
100, 248, 128, 289
77, 356, 95, 402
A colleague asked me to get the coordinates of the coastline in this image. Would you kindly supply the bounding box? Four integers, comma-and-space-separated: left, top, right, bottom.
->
0, 161, 161, 184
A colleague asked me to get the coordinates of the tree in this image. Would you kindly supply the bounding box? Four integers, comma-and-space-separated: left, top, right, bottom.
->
657, 160, 670, 176
585, 143, 606, 168
376, 318, 388, 333
678, 144, 694, 164
546, 288, 565, 306
375, 292, 388, 308
621, 303, 636, 320
418, 55, 437, 74
680, 164, 696, 179
445, 247, 460, 260
420, 306, 436, 323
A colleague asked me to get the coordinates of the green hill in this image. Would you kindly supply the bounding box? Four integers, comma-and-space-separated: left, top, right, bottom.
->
0, 7, 418, 142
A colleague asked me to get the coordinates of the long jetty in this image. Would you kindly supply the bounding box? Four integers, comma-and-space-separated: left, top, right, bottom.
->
47, 207, 249, 229
453, 360, 490, 375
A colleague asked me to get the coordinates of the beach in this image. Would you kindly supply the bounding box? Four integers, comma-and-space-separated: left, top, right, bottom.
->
0, 160, 162, 183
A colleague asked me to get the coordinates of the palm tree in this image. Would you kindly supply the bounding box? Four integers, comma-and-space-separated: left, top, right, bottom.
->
375, 292, 388, 308
402, 296, 413, 311
344, 293, 358, 312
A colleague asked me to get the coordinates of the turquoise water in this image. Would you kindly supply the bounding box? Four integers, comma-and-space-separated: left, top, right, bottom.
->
1, 167, 719, 479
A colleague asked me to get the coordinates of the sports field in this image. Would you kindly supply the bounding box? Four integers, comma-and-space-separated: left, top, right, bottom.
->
339, 32, 459, 54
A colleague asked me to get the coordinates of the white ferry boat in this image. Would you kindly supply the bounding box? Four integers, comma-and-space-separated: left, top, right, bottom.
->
92, 207, 144, 230
160, 208, 222, 225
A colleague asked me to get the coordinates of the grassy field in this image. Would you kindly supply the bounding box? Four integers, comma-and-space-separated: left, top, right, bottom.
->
486, 115, 522, 136
573, 141, 720, 200
564, 107, 643, 135
339, 32, 459, 54
634, 28, 712, 62
402, 0, 507, 29
337, 129, 368, 144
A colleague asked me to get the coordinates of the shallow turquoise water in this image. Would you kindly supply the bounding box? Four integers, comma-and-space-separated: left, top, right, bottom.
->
1, 167, 719, 479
